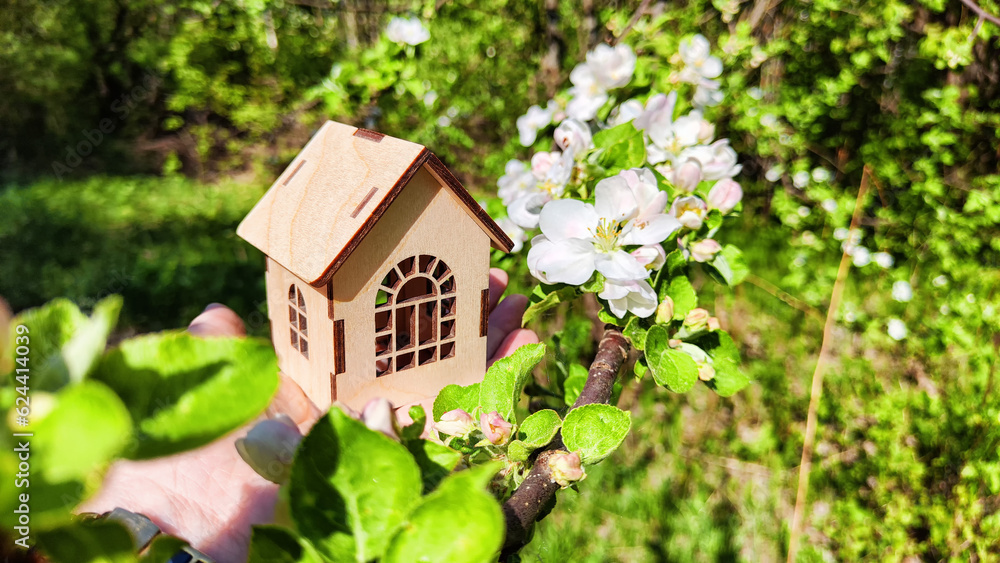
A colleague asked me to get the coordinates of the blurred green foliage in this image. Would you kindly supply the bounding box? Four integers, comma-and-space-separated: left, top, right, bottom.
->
1, 0, 999, 560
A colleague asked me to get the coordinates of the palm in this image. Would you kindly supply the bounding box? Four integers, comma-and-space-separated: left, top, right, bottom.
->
79, 269, 537, 563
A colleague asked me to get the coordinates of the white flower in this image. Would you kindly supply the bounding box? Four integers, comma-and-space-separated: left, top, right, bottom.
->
833, 227, 850, 241
812, 167, 831, 182
516, 104, 553, 146
546, 98, 568, 124
566, 64, 609, 121
498, 217, 527, 253
599, 278, 657, 318
680, 140, 741, 180
792, 171, 810, 188
765, 165, 783, 182
693, 85, 724, 108
586, 43, 637, 89
821, 199, 838, 213
609, 99, 645, 126
707, 178, 742, 213
672, 159, 702, 193
385, 17, 430, 46
689, 239, 722, 262
678, 35, 723, 81
631, 244, 666, 270
873, 252, 894, 269
435, 409, 476, 437
507, 151, 574, 229
649, 112, 707, 161
553, 119, 593, 156
530, 151, 560, 179
892, 280, 913, 302
851, 246, 871, 267
497, 160, 535, 205
797, 206, 811, 217
670, 196, 708, 230
887, 318, 907, 341
527, 172, 678, 285
633, 92, 678, 133
933, 275, 948, 287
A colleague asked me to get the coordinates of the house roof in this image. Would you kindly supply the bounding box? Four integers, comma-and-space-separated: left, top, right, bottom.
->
237, 120, 514, 287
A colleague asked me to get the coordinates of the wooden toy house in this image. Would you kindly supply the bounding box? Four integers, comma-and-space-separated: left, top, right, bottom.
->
237, 121, 513, 413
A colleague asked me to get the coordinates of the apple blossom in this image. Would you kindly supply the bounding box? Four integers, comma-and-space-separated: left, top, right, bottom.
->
892, 280, 913, 303
697, 362, 716, 381
517, 104, 553, 146
497, 217, 527, 253
586, 43, 637, 89
655, 296, 675, 324
549, 451, 587, 488
554, 119, 593, 156
631, 244, 666, 270
361, 397, 400, 440
707, 178, 743, 213
633, 92, 678, 133
852, 246, 871, 267
599, 278, 658, 318
385, 17, 430, 46
707, 317, 721, 331
678, 35, 722, 80
684, 308, 711, 331
435, 408, 476, 438
693, 84, 724, 108
480, 411, 513, 445
566, 64, 609, 121
680, 139, 741, 180
528, 171, 679, 285
507, 151, 574, 229
498, 160, 535, 205
670, 196, 708, 230
689, 239, 722, 263
609, 99, 644, 126
672, 160, 703, 193
887, 318, 907, 341
530, 151, 560, 179
873, 251, 894, 269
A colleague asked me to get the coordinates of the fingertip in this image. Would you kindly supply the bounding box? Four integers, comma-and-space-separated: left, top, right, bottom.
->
487, 328, 541, 367
488, 269, 509, 310
187, 304, 246, 337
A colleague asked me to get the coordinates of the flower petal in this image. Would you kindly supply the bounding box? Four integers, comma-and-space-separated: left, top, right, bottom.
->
529, 238, 597, 285
595, 250, 649, 281
621, 214, 681, 245
539, 199, 598, 241
594, 177, 638, 223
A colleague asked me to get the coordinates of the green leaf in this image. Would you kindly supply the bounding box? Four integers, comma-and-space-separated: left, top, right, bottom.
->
248, 526, 324, 563
401, 405, 427, 442
62, 295, 121, 384
562, 404, 632, 465
644, 325, 700, 393
91, 332, 279, 459
9, 299, 86, 391
523, 284, 579, 326
562, 364, 588, 406
633, 356, 649, 381
597, 308, 619, 324
479, 343, 545, 421
517, 409, 562, 448
289, 407, 423, 562
592, 123, 645, 172
36, 519, 136, 563
623, 316, 649, 350
712, 245, 749, 286
432, 383, 480, 421
405, 439, 462, 494
507, 440, 531, 462
383, 463, 504, 563
698, 331, 750, 397
34, 381, 132, 483
662, 275, 697, 320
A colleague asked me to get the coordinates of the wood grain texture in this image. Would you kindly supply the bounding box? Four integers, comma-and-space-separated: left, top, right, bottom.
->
237, 121, 514, 289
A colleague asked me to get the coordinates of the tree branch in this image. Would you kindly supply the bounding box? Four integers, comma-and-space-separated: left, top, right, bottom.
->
500, 325, 630, 557
958, 0, 1000, 27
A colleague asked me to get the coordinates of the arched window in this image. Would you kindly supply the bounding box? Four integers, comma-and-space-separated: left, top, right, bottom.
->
375, 255, 456, 376
288, 285, 308, 359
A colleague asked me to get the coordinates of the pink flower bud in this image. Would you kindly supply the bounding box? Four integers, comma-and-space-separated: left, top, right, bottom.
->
435, 409, 476, 438
480, 411, 513, 445
697, 363, 716, 381
655, 296, 675, 324
707, 317, 721, 331
707, 179, 742, 213
548, 451, 586, 487
669, 338, 682, 348
361, 398, 400, 441
669, 196, 708, 230
672, 160, 703, 193
689, 239, 722, 263
530, 151, 558, 180
631, 245, 666, 270
684, 308, 711, 331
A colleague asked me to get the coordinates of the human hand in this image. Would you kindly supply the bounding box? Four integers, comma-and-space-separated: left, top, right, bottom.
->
78, 268, 538, 562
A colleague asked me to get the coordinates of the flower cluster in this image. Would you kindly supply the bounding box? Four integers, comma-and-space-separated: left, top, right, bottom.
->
497, 37, 745, 320
385, 16, 430, 46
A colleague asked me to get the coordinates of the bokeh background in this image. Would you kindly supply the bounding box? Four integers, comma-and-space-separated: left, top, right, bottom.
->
2, 0, 999, 560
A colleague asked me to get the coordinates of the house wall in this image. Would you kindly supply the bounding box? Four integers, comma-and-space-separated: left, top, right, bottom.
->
264, 257, 336, 405
328, 165, 491, 411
